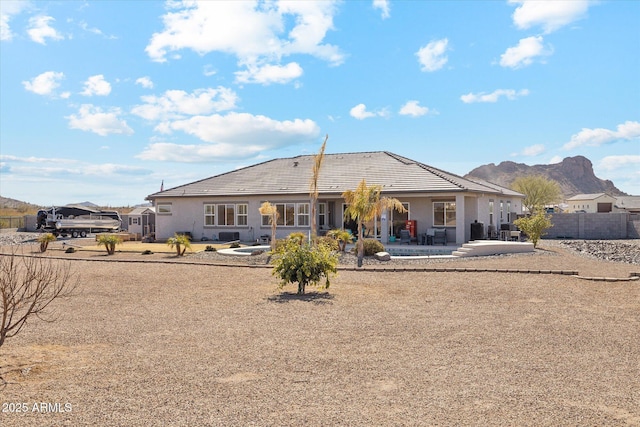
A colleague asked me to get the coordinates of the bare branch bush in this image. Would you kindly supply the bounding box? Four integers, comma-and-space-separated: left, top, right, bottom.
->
1, 248, 78, 386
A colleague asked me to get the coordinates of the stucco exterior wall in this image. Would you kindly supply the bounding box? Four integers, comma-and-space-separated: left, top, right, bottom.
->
154, 192, 526, 244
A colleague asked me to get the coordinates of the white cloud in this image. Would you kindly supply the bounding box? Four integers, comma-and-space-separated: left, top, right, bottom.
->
373, 0, 390, 19
27, 15, 63, 44
598, 155, 640, 171
509, 0, 592, 34
137, 142, 268, 162
460, 89, 529, 104
81, 74, 112, 96
511, 144, 546, 157
235, 62, 303, 85
66, 104, 134, 136
159, 112, 319, 144
145, 0, 343, 84
0, 154, 76, 164
563, 121, 640, 150
137, 112, 320, 162
131, 87, 238, 121
22, 71, 64, 96
596, 155, 640, 195
1, 0, 30, 41
398, 100, 431, 117
349, 103, 388, 120
548, 156, 563, 164
500, 36, 551, 69
135, 76, 154, 89
416, 38, 449, 72
78, 20, 116, 39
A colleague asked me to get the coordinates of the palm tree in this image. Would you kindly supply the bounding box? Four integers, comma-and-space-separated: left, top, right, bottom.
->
342, 179, 407, 267
309, 134, 328, 242
259, 201, 279, 251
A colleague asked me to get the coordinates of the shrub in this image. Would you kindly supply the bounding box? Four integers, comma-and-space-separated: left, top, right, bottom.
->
167, 234, 192, 256
204, 245, 216, 252
97, 234, 122, 255
287, 232, 307, 245
315, 236, 339, 251
271, 239, 338, 295
362, 238, 384, 256
65, 247, 76, 253
37, 233, 57, 252
326, 229, 353, 252
141, 249, 153, 255
229, 242, 241, 249
513, 211, 552, 248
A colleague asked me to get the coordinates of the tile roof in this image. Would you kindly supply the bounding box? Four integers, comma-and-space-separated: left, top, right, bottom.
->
566, 193, 610, 200
148, 151, 523, 199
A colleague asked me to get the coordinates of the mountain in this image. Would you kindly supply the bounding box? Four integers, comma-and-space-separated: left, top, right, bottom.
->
0, 196, 40, 210
465, 156, 627, 198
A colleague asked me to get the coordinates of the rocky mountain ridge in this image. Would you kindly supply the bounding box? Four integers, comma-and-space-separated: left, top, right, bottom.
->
465, 156, 626, 198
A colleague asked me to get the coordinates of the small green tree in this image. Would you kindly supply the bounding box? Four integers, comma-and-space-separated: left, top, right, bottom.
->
287, 232, 307, 245
271, 239, 338, 295
327, 229, 353, 252
511, 175, 562, 214
167, 234, 191, 256
96, 234, 122, 255
343, 179, 406, 267
259, 201, 279, 251
513, 210, 552, 248
37, 233, 57, 252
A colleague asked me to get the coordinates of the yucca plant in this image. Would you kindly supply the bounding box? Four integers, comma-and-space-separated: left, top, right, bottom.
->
96, 234, 122, 255
37, 233, 57, 252
167, 233, 191, 256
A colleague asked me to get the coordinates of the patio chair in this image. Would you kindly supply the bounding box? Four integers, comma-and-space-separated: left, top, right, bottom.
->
399, 229, 411, 245
433, 228, 447, 245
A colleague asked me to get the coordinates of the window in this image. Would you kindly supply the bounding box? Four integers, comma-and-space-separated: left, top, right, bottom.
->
507, 201, 511, 223
489, 200, 494, 226
262, 202, 309, 227
204, 203, 248, 226
318, 203, 327, 228
237, 204, 248, 226
500, 201, 504, 221
297, 203, 309, 226
157, 204, 172, 214
204, 204, 215, 226
433, 201, 456, 226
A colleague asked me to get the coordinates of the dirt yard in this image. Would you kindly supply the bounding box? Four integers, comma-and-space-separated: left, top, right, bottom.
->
1, 242, 639, 426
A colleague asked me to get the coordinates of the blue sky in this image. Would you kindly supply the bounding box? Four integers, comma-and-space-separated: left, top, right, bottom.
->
1, 0, 638, 206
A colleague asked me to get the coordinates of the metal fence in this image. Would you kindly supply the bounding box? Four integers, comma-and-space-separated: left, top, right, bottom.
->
0, 216, 25, 229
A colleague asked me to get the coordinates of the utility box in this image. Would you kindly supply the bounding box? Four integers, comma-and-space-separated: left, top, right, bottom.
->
470, 221, 484, 240
405, 220, 417, 238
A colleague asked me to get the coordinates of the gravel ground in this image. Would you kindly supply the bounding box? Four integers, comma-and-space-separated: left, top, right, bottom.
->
1, 233, 639, 425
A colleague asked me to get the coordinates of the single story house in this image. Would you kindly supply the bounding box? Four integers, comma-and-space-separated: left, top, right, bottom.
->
146, 151, 525, 244
122, 206, 156, 237
614, 196, 640, 215
565, 193, 617, 213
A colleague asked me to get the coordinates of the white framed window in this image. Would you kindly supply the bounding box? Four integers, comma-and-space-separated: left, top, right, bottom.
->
297, 203, 309, 226
237, 204, 248, 226
204, 203, 248, 226
433, 201, 456, 227
204, 204, 215, 226
507, 201, 511, 222
318, 203, 327, 228
157, 204, 172, 214
489, 200, 494, 226
262, 202, 310, 227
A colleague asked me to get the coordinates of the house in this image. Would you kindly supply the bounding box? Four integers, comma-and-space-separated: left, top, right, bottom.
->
123, 206, 156, 238
146, 151, 525, 244
565, 193, 617, 213
614, 196, 640, 215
